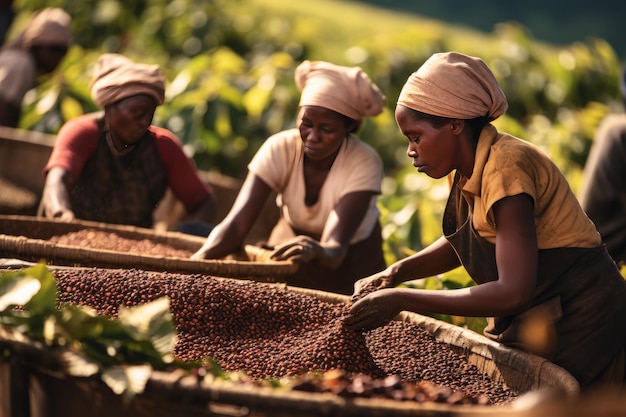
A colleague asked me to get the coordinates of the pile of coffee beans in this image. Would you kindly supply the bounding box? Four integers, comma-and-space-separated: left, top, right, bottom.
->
49, 229, 194, 258
53, 267, 518, 405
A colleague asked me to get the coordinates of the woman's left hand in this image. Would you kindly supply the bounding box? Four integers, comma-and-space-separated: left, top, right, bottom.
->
343, 289, 401, 332
270, 235, 323, 263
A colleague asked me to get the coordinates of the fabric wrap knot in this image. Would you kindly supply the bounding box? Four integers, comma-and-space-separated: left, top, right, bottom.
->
397, 52, 508, 121
90, 53, 165, 108
295, 60, 385, 122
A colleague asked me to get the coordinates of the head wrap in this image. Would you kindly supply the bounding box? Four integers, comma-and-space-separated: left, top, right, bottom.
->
295, 60, 385, 122
20, 8, 72, 48
90, 53, 165, 108
397, 52, 508, 121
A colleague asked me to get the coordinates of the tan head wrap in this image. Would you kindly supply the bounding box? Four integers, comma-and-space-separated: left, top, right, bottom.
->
21, 8, 72, 48
90, 53, 165, 108
397, 52, 508, 120
295, 60, 385, 121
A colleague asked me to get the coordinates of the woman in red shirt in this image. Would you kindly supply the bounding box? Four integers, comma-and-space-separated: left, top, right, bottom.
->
40, 53, 216, 234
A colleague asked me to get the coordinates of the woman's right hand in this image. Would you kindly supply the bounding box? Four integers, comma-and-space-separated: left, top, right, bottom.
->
41, 167, 75, 222
351, 269, 395, 302
49, 207, 75, 222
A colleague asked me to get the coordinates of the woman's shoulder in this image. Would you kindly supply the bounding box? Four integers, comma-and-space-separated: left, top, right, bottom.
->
491, 131, 548, 161
256, 128, 301, 156
488, 131, 567, 192
0, 48, 32, 67
148, 125, 185, 148
148, 126, 190, 162
58, 113, 101, 136
344, 135, 382, 161
266, 128, 301, 144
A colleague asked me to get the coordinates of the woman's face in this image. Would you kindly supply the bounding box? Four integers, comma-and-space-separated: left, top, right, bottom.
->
298, 106, 353, 162
32, 44, 68, 74
395, 105, 459, 179
107, 95, 157, 146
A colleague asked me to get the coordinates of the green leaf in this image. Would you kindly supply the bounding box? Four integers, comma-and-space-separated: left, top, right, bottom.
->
0, 274, 40, 311
58, 349, 100, 378
0, 265, 58, 315
60, 95, 86, 121
117, 297, 176, 359
101, 364, 153, 398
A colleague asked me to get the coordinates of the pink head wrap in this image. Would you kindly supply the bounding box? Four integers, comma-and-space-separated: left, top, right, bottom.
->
20, 8, 72, 48
295, 60, 385, 122
397, 52, 508, 121
89, 53, 165, 108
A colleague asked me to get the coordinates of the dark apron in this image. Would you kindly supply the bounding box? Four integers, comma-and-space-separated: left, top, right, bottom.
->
266, 217, 386, 295
443, 173, 626, 387
69, 119, 167, 228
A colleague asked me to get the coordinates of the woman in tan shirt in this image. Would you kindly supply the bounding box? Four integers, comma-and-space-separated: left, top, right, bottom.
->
344, 52, 626, 389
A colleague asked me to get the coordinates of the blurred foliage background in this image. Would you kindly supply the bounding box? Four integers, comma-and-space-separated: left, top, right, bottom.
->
7, 0, 625, 332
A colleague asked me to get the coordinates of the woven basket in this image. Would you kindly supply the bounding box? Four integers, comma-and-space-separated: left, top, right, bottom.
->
0, 281, 580, 417
0, 215, 297, 280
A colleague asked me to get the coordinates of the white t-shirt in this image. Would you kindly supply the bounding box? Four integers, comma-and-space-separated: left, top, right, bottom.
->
248, 128, 383, 244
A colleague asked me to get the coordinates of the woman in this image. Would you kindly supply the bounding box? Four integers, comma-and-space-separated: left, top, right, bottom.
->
0, 7, 71, 127
40, 53, 216, 234
343, 52, 626, 389
192, 60, 387, 295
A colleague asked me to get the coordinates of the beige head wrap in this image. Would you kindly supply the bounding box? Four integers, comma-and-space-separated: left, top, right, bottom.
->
295, 60, 385, 121
20, 8, 72, 48
397, 52, 508, 120
89, 53, 165, 108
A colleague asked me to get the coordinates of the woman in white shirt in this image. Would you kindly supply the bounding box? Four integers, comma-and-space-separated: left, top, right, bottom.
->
192, 60, 387, 294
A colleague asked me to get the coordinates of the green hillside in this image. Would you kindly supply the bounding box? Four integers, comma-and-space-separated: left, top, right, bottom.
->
358, 0, 626, 59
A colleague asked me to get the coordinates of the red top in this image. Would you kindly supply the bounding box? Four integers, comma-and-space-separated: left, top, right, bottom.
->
44, 114, 212, 213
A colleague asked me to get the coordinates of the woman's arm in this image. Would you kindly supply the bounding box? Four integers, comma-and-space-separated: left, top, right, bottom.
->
345, 193, 538, 331
40, 166, 75, 221
184, 194, 217, 224
191, 173, 272, 259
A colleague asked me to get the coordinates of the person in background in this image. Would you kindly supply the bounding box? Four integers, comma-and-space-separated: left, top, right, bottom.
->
578, 67, 626, 267
192, 60, 387, 295
343, 52, 626, 389
40, 53, 216, 235
0, 7, 71, 127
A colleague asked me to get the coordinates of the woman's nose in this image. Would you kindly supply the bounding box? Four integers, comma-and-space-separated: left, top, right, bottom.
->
305, 129, 318, 142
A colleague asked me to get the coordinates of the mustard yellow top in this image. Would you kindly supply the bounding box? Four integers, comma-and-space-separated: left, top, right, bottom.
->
456, 124, 601, 248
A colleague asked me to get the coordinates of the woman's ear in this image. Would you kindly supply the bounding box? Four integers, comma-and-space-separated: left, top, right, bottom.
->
450, 119, 464, 134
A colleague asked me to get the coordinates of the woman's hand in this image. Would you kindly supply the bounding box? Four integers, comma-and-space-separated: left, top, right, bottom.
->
49, 207, 75, 222
351, 269, 395, 302
40, 167, 75, 222
343, 289, 401, 332
270, 235, 324, 263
